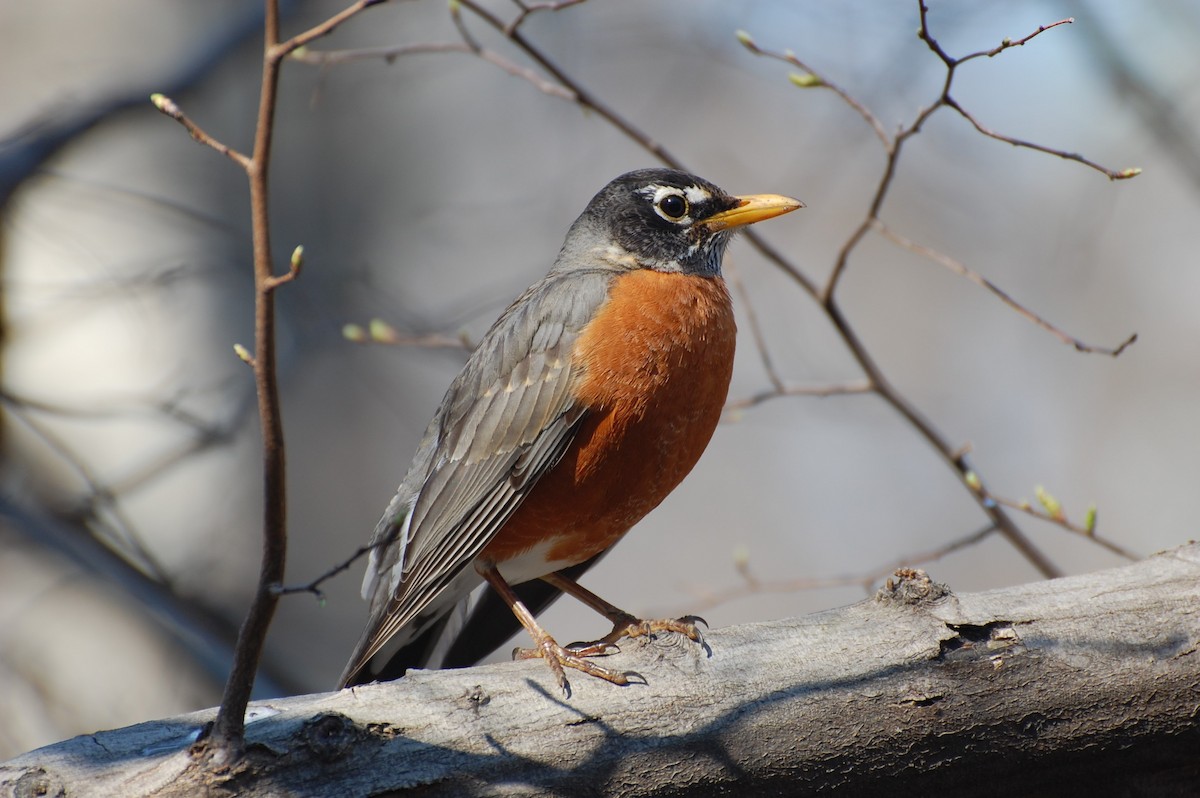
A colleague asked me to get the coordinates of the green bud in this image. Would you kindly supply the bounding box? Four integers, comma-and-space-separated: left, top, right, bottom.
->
150, 93, 180, 116
1034, 485, 1064, 521
788, 72, 823, 88
369, 318, 398, 344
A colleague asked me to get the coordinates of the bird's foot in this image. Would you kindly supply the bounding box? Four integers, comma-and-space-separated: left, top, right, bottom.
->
597, 613, 710, 653
512, 632, 644, 696
559, 614, 710, 658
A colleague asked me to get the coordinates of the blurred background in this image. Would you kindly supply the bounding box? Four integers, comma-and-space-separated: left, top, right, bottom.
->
2, 0, 1197, 757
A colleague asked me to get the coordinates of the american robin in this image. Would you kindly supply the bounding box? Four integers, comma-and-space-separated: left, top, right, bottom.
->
340, 168, 801, 693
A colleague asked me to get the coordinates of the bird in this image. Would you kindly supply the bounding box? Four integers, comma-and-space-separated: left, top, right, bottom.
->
340, 168, 802, 693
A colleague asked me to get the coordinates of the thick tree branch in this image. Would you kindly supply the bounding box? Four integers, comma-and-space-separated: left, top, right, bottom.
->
4, 543, 1197, 796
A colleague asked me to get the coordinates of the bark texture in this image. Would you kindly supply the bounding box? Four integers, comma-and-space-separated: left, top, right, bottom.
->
2, 544, 1198, 797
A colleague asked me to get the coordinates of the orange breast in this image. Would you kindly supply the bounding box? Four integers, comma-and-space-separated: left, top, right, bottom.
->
481, 270, 736, 572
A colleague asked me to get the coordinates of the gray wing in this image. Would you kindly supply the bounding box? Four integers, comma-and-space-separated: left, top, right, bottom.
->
340, 269, 614, 685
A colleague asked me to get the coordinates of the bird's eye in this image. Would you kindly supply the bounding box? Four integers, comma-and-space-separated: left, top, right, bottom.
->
657, 194, 688, 220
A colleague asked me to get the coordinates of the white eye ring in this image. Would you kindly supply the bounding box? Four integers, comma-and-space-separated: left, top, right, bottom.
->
640, 183, 710, 223
657, 193, 688, 220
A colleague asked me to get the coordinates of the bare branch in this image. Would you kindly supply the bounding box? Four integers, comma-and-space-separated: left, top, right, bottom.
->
912, 5, 1138, 181
722, 381, 874, 416
872, 219, 1137, 356
290, 40, 472, 65
672, 523, 997, 616
960, 17, 1075, 62
271, 0, 392, 60
943, 95, 1142, 180
503, 0, 587, 36
735, 30, 890, 150
263, 245, 303, 291
343, 322, 474, 350
823, 294, 1064, 578
717, 3, 1142, 578
150, 94, 250, 170
456, 0, 687, 169
1, 396, 170, 582
724, 264, 786, 394
962, 472, 1139, 561
169, 0, 388, 763
274, 540, 384, 601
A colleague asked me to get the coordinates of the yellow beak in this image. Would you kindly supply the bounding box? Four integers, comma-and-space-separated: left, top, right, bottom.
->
701, 193, 804, 232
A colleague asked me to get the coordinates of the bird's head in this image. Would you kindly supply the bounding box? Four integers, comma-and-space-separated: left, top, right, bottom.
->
560, 168, 802, 277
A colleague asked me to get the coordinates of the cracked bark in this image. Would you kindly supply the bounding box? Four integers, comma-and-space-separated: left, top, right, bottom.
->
2, 544, 1198, 797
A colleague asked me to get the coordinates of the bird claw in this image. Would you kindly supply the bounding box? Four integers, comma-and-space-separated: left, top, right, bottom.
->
621, 669, 648, 686
512, 638, 637, 694
600, 614, 709, 651
509, 610, 710, 694
565, 639, 622, 657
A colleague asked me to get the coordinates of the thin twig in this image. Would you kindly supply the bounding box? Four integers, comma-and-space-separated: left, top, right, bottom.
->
0, 495, 298, 698
872, 219, 1137, 356
671, 524, 998, 616
732, 16, 1079, 577
943, 95, 1142, 180
961, 17, 1075, 61
344, 323, 475, 350
726, 5, 1143, 576
725, 264, 786, 394
504, 0, 587, 36
824, 295, 1064, 578
962, 473, 1139, 561
990, 495, 1137, 560
264, 245, 303, 291
2, 400, 170, 582
735, 31, 890, 150
914, 4, 1139, 181
274, 540, 386, 600
294, 40, 576, 100
271, 0, 390, 58
292, 40, 472, 65
151, 94, 250, 170
0, 384, 255, 506
457, 0, 687, 170
723, 382, 874, 416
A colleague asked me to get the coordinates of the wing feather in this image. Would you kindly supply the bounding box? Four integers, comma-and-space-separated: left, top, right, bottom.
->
340, 269, 614, 686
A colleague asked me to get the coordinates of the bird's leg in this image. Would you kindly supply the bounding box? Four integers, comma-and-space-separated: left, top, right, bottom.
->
475, 562, 641, 695
540, 571, 709, 656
